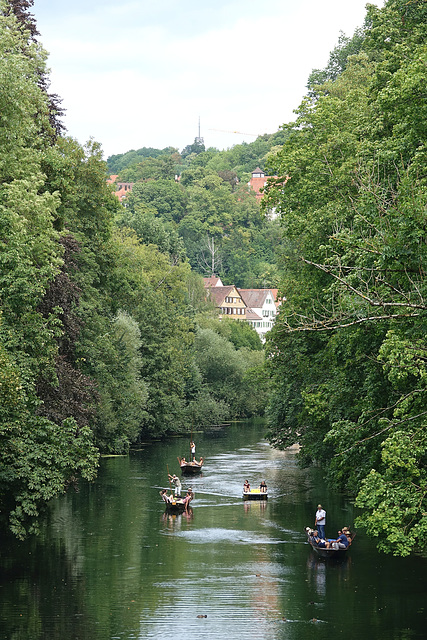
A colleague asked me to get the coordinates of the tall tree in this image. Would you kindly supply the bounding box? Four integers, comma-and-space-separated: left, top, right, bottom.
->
264, 0, 427, 555
6, 0, 65, 138
0, 6, 98, 538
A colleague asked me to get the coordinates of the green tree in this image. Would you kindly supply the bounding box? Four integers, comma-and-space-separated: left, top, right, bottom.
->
193, 327, 266, 418
0, 6, 99, 538
117, 154, 179, 182
181, 137, 206, 160
106, 146, 178, 174
90, 311, 148, 452
117, 204, 186, 260
103, 230, 195, 438
264, 0, 427, 554
125, 178, 186, 223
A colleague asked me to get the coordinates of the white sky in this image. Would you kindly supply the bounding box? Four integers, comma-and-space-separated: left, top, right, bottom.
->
33, 0, 383, 160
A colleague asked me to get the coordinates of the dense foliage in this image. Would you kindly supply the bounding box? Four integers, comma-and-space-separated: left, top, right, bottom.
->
107, 132, 287, 288
264, 0, 427, 555
0, 1, 99, 538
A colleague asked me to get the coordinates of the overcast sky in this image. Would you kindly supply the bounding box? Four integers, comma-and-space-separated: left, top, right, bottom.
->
33, 0, 383, 160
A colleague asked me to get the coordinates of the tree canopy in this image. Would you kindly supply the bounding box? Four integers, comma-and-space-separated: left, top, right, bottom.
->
264, 0, 427, 556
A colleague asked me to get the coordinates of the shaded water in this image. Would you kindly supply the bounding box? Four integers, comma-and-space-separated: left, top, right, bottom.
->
0, 419, 425, 639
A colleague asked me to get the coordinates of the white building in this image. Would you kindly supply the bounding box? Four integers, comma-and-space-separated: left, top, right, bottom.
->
238, 288, 280, 342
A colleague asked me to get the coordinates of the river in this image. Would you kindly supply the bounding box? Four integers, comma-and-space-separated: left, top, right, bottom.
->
0, 419, 425, 640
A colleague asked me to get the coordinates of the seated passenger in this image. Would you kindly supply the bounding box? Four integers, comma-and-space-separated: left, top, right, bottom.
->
342, 527, 352, 544
159, 489, 173, 504
183, 489, 194, 511
243, 480, 251, 493
312, 530, 329, 548
259, 480, 267, 493
331, 530, 349, 549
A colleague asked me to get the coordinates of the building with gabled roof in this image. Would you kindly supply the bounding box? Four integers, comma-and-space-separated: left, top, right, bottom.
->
238, 288, 280, 341
205, 285, 247, 320
269, 288, 281, 310
203, 275, 223, 288
203, 278, 282, 337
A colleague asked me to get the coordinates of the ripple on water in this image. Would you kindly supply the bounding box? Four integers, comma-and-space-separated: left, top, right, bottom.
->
164, 527, 286, 546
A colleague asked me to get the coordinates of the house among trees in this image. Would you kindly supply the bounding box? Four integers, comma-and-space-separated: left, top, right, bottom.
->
248, 167, 286, 220
107, 175, 134, 202
239, 288, 280, 341
248, 167, 269, 202
203, 280, 247, 319
203, 277, 281, 340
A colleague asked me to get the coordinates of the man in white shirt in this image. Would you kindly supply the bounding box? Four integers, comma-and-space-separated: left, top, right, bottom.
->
168, 473, 182, 496
315, 504, 326, 539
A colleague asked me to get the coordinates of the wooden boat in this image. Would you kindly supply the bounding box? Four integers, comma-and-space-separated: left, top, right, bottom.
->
162, 495, 193, 513
242, 488, 268, 501
177, 456, 203, 474
305, 528, 355, 558
164, 498, 187, 513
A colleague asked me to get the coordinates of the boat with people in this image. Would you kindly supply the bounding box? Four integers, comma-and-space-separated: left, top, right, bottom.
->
164, 497, 188, 514
160, 488, 194, 513
242, 479, 268, 500
177, 456, 204, 474
305, 526, 355, 558
242, 489, 268, 501
177, 434, 204, 474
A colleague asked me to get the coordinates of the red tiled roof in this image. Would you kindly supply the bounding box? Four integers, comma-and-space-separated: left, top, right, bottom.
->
248, 176, 268, 200
107, 175, 134, 202
269, 288, 283, 308
203, 276, 223, 288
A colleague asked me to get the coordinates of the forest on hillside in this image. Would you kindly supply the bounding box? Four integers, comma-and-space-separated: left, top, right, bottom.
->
106, 130, 288, 288
0, 0, 426, 556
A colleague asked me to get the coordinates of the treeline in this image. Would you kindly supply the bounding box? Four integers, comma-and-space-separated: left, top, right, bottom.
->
106, 131, 288, 288
264, 0, 427, 556
0, 1, 268, 539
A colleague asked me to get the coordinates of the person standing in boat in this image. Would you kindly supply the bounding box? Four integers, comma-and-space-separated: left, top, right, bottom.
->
190, 441, 196, 461
168, 473, 182, 497
315, 504, 326, 539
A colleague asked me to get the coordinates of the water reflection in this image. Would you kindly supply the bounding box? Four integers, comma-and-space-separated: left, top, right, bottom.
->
0, 420, 426, 640
244, 499, 268, 514
161, 508, 194, 530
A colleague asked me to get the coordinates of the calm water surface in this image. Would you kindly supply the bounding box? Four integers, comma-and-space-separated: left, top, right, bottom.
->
0, 420, 425, 640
